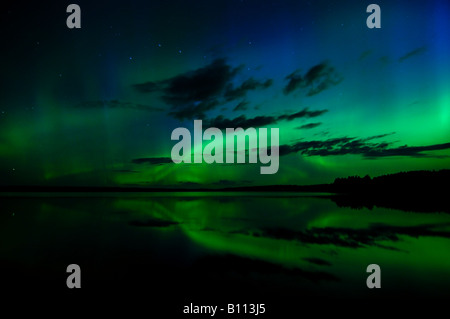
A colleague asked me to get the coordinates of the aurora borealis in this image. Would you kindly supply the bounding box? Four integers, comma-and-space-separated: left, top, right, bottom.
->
1, 0, 449, 187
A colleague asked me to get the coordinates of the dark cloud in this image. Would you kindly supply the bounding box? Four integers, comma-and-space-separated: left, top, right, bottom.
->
278, 133, 450, 159
204, 115, 276, 129
248, 222, 450, 249
358, 50, 372, 61
163, 59, 238, 104
233, 100, 249, 111
283, 69, 303, 95
224, 78, 272, 101
284, 62, 342, 96
313, 130, 330, 137
132, 59, 239, 119
131, 157, 175, 165
279, 137, 355, 156
133, 59, 273, 120
205, 107, 328, 129
296, 122, 322, 130
361, 132, 395, 141
76, 100, 163, 112
364, 142, 450, 158
278, 108, 328, 121
399, 46, 427, 62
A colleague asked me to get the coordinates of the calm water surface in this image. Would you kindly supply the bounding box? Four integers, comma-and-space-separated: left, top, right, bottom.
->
1, 192, 449, 310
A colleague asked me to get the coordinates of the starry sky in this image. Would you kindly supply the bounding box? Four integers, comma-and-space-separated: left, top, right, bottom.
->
1, 0, 449, 187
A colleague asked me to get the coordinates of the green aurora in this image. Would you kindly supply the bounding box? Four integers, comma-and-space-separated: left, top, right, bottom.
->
1, 0, 449, 187
2, 193, 449, 297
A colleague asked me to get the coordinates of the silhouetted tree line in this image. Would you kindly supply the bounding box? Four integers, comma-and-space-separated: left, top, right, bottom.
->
330, 169, 449, 213
334, 174, 371, 186
332, 169, 449, 194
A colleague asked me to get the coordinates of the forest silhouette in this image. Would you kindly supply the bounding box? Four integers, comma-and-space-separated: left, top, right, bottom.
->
1, 169, 448, 213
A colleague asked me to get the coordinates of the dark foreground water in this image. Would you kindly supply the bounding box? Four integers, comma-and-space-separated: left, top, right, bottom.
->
1, 193, 449, 315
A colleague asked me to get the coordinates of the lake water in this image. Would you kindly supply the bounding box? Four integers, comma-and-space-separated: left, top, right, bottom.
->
1, 193, 449, 313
